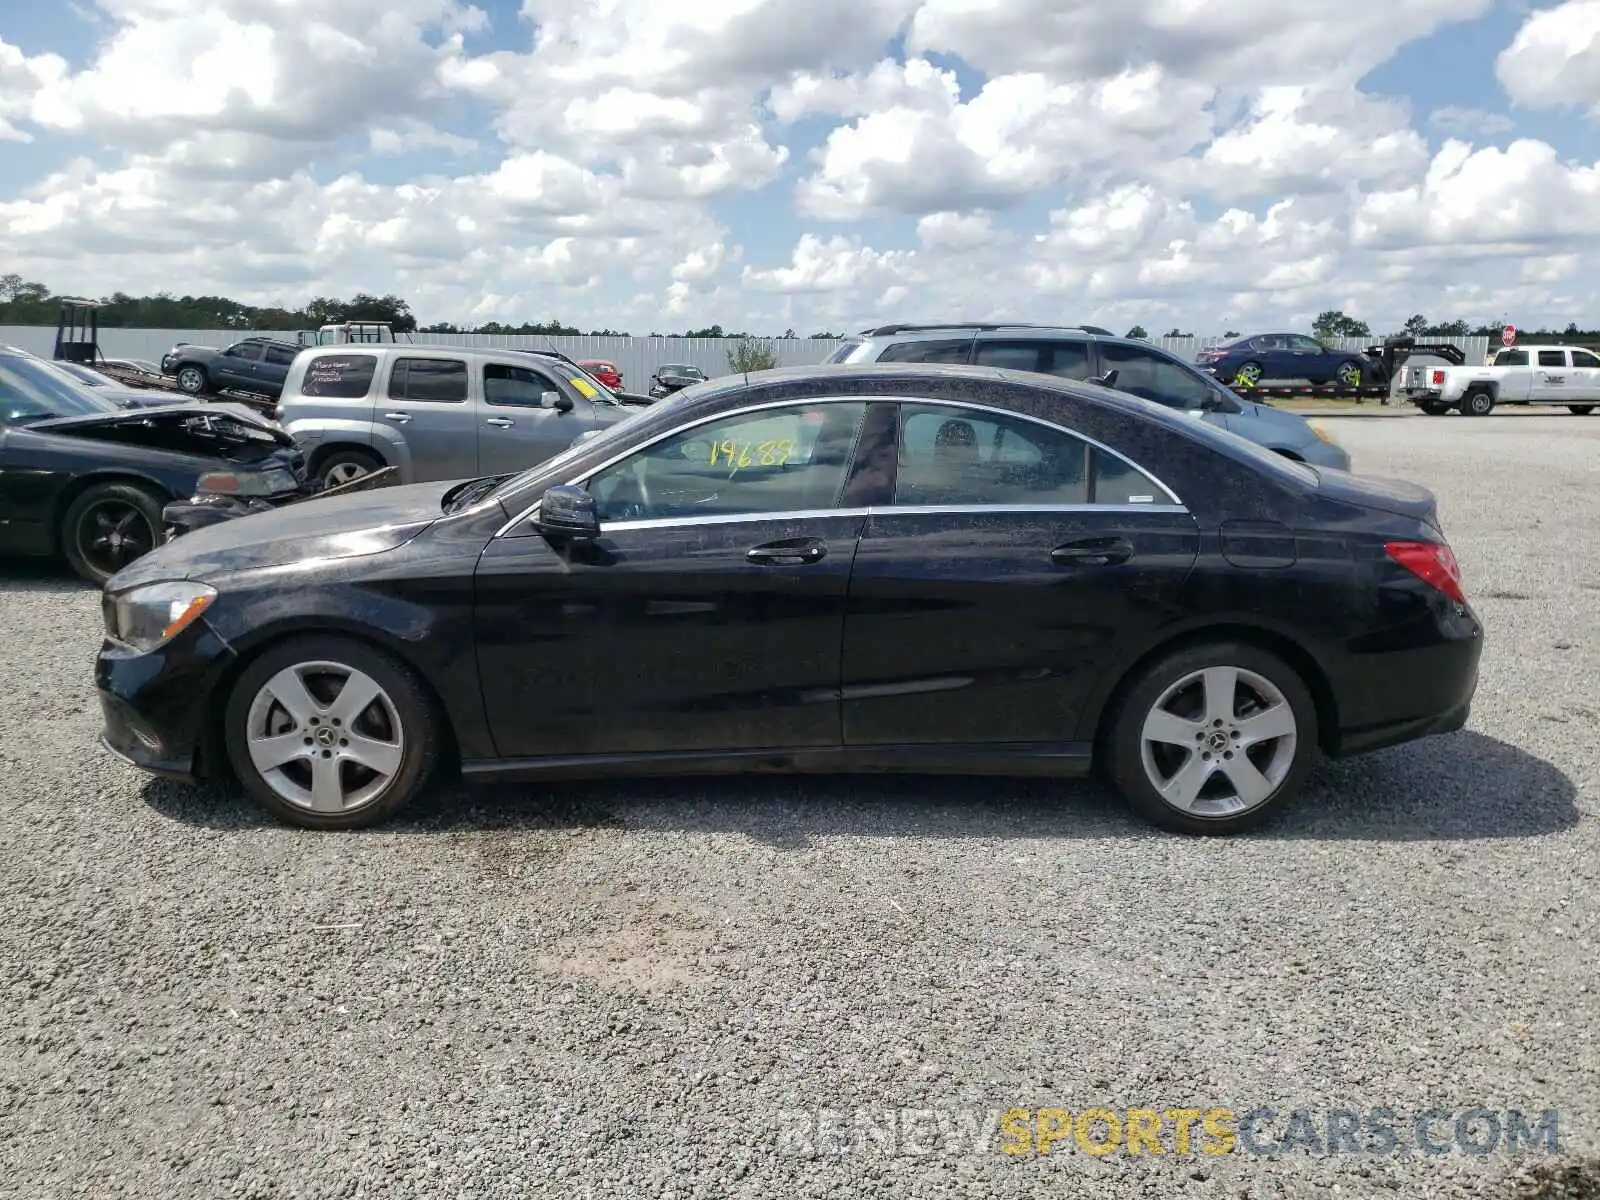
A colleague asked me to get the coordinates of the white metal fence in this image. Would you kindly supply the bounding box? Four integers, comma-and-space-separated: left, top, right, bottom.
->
0, 325, 1495, 381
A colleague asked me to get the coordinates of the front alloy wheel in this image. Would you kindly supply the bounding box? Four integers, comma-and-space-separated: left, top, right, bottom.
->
224, 636, 440, 829
1106, 642, 1316, 834
175, 365, 208, 394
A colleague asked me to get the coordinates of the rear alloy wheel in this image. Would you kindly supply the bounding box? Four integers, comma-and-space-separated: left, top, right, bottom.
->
313, 448, 383, 492
1462, 387, 1496, 416
61, 482, 165, 586
175, 365, 209, 395
224, 635, 440, 830
1335, 361, 1364, 389
1105, 642, 1317, 834
1568, 405, 1595, 415
1232, 362, 1264, 388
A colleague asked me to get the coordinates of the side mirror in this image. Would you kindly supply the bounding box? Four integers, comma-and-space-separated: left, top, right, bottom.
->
533, 484, 600, 539
1089, 370, 1119, 388
544, 390, 575, 413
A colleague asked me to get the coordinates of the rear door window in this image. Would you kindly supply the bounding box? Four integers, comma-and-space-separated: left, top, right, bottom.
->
263, 345, 299, 367
1537, 350, 1568, 367
389, 357, 468, 403
1097, 342, 1216, 408
874, 339, 973, 364
973, 339, 1092, 379
299, 354, 378, 398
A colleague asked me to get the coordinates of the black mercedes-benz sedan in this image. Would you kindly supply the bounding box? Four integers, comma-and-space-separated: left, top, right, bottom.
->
95, 363, 1482, 835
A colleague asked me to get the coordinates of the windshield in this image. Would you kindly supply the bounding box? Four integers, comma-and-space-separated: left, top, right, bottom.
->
821, 340, 861, 364
661, 364, 705, 377
54, 361, 115, 387
551, 359, 626, 406
0, 355, 121, 424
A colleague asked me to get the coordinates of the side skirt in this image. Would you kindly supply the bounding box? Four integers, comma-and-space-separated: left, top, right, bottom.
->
461, 742, 1095, 784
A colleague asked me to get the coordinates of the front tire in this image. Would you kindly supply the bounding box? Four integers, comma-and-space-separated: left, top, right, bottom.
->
312, 447, 384, 491
175, 364, 210, 395
1104, 642, 1317, 835
1568, 405, 1595, 415
61, 482, 165, 586
223, 635, 440, 830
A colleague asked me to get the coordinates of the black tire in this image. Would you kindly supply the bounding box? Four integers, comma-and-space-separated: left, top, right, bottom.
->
312, 447, 384, 491
60, 482, 166, 586
174, 363, 210, 395
1103, 641, 1318, 835
1462, 387, 1495, 416
223, 634, 441, 830
1568, 405, 1595, 415
1418, 400, 1450, 416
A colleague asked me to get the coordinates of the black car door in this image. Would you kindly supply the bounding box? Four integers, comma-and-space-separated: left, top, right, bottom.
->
473, 398, 880, 759
839, 399, 1201, 749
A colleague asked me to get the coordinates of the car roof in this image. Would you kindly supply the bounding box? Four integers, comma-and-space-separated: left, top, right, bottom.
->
852, 322, 1118, 339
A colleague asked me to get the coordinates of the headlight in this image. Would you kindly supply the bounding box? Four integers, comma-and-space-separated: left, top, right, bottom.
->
108, 581, 218, 651
1308, 420, 1340, 446
195, 466, 298, 497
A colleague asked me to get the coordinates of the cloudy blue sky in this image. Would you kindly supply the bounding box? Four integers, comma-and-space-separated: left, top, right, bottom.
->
4, 0, 1600, 334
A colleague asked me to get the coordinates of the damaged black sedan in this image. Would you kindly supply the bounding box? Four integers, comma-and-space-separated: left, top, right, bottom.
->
0, 346, 305, 584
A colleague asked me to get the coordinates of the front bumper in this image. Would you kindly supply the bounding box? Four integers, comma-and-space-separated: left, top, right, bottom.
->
96, 623, 237, 783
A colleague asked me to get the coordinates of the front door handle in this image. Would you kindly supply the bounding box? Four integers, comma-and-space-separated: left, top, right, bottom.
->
382, 411, 411, 423
486, 417, 514, 427
1051, 537, 1133, 567
747, 537, 827, 566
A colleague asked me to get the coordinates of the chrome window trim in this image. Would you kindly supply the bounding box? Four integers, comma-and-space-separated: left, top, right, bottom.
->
495, 393, 1185, 537
596, 503, 1189, 535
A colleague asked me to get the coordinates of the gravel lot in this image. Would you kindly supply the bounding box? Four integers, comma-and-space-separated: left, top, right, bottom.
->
1, 412, 1596, 1200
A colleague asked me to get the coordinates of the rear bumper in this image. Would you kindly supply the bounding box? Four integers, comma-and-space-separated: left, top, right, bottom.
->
1326, 607, 1482, 758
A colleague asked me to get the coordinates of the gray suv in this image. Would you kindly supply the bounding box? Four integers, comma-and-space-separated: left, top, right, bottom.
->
277, 345, 636, 490
824, 324, 1351, 470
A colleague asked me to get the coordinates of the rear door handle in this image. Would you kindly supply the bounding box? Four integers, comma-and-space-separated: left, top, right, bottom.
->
1051, 537, 1133, 567
747, 537, 827, 566
382, 411, 411, 423
486, 417, 514, 427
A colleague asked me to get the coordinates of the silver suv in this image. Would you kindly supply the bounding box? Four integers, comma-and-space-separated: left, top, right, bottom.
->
277, 345, 637, 490
825, 324, 1351, 470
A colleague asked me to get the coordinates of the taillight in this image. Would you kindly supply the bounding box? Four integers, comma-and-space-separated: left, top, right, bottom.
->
1430, 370, 1445, 385
1385, 541, 1466, 604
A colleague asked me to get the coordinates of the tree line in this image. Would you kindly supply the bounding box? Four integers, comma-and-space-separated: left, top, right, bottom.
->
0, 276, 848, 340
5, 276, 1596, 344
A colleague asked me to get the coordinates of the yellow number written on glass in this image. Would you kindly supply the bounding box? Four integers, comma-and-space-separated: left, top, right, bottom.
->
708, 438, 795, 468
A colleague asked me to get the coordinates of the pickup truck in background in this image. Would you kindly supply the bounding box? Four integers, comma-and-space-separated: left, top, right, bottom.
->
1400, 344, 1600, 416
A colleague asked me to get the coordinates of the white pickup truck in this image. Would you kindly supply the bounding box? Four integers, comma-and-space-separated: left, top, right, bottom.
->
1401, 344, 1600, 415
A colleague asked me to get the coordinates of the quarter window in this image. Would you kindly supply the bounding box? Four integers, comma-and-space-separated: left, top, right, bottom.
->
299, 354, 377, 398
893, 404, 1176, 507
389, 357, 467, 403
1097, 342, 1216, 409
586, 401, 869, 522
1538, 350, 1567, 367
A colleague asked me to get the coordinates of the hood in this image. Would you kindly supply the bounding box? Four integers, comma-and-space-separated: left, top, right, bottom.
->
109, 478, 459, 590
1235, 400, 1317, 429
32, 401, 292, 449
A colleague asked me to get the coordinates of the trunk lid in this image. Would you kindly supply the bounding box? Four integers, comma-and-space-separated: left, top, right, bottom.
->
1310, 466, 1441, 531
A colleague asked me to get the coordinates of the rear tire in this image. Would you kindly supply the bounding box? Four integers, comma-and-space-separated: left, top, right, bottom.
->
61, 482, 166, 586
1232, 361, 1264, 388
1568, 405, 1595, 415
1104, 641, 1318, 835
1462, 387, 1496, 416
223, 634, 440, 830
312, 447, 384, 491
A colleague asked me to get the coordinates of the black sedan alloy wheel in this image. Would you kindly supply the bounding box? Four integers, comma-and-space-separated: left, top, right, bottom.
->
63, 483, 165, 586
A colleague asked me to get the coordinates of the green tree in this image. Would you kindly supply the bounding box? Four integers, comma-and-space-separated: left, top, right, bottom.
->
727, 337, 779, 373
1312, 310, 1371, 340
1403, 313, 1429, 337
1125, 325, 1149, 339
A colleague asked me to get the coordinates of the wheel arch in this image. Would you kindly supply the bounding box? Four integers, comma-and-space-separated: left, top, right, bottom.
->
1087, 622, 1340, 761
197, 618, 460, 784
306, 441, 390, 476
